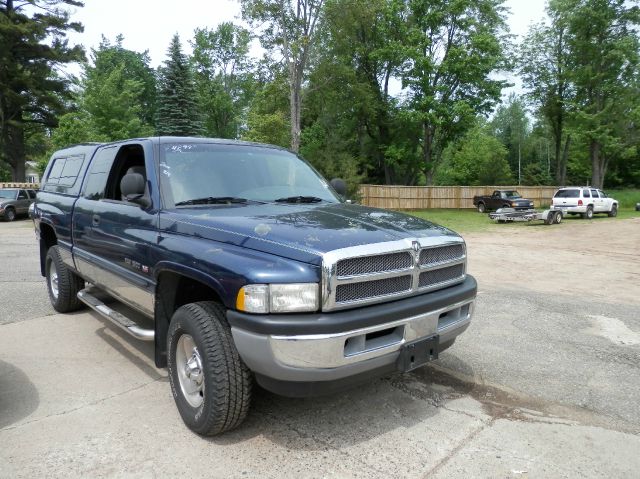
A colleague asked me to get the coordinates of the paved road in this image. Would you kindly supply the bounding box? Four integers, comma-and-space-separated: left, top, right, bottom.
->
1, 218, 639, 478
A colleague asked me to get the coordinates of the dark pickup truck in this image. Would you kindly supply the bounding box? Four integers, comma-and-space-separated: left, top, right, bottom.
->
33, 137, 477, 436
473, 190, 534, 213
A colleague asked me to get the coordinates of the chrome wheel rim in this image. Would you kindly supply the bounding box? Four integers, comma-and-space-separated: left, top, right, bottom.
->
176, 334, 204, 408
49, 262, 59, 300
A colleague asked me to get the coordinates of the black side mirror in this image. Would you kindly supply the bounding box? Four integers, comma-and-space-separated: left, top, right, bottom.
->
120, 173, 149, 207
330, 178, 347, 197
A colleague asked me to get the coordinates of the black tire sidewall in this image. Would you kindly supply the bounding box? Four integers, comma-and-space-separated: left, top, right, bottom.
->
478, 203, 485, 213
5, 208, 15, 221
45, 246, 84, 312
167, 312, 209, 432
586, 207, 593, 219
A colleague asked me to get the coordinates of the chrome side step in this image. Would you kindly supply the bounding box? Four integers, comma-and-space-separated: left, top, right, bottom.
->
77, 288, 154, 341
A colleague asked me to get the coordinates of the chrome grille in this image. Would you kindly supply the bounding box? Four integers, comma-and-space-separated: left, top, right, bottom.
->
336, 276, 413, 303
337, 252, 412, 277
419, 264, 465, 289
322, 238, 467, 311
419, 244, 465, 266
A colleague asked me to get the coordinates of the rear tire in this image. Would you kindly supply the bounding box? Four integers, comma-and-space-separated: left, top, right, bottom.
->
4, 207, 16, 222
167, 301, 252, 436
477, 203, 486, 213
45, 246, 85, 313
582, 206, 594, 219
608, 205, 618, 217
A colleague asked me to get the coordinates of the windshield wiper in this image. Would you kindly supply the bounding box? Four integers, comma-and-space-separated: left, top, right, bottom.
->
274, 196, 323, 204
175, 196, 249, 206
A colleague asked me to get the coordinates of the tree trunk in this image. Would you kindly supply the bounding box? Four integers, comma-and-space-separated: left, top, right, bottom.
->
423, 123, 434, 186
590, 140, 603, 188
289, 66, 301, 152
559, 134, 571, 186
5, 123, 26, 182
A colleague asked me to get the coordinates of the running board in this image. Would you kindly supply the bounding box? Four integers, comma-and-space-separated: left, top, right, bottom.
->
77, 288, 154, 341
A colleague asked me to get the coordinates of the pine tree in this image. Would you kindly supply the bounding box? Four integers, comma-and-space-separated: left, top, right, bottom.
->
156, 34, 202, 136
0, 0, 84, 181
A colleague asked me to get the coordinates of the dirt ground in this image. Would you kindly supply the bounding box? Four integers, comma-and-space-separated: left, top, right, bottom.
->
466, 216, 640, 306
1, 216, 639, 478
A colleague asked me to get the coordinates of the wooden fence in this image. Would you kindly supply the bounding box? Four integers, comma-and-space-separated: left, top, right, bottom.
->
0, 182, 39, 189
359, 185, 559, 210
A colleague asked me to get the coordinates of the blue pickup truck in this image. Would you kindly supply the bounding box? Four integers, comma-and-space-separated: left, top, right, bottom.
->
33, 137, 477, 435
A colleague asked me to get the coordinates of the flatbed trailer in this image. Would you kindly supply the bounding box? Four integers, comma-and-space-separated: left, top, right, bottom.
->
488, 208, 563, 225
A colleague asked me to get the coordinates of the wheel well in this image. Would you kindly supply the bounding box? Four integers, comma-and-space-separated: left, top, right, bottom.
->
154, 271, 223, 368
39, 223, 58, 276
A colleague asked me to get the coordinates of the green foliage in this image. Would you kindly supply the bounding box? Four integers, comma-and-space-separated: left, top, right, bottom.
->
243, 75, 290, 147
192, 23, 256, 139
85, 35, 157, 130
0, 0, 84, 180
490, 93, 530, 181
156, 34, 203, 136
400, 0, 510, 184
436, 125, 513, 185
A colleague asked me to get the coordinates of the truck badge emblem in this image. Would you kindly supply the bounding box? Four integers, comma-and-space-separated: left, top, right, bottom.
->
412, 241, 420, 252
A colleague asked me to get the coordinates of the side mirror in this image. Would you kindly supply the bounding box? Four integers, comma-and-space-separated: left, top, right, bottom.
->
330, 178, 347, 197
120, 173, 149, 207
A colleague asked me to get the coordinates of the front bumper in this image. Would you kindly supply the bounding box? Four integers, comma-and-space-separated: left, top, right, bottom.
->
228, 276, 476, 394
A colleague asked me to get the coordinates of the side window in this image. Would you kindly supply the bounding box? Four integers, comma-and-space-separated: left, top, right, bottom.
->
103, 144, 147, 202
590, 189, 599, 198
599, 190, 607, 198
43, 155, 85, 194
27, 190, 36, 199
582, 189, 590, 198
83, 147, 118, 200
17, 190, 28, 200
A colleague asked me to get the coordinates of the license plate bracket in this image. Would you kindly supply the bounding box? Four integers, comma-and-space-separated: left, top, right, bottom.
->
396, 335, 439, 372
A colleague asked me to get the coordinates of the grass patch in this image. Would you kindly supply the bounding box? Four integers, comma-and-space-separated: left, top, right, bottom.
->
409, 209, 498, 233
606, 189, 640, 209
408, 207, 639, 234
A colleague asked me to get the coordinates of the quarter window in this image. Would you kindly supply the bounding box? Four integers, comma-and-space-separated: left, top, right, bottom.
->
582, 189, 590, 198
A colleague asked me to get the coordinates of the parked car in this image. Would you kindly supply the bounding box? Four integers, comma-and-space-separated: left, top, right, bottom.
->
33, 137, 477, 436
0, 187, 36, 221
551, 187, 618, 219
473, 190, 534, 213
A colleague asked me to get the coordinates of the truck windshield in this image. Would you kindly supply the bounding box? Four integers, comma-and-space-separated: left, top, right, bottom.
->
159, 143, 340, 207
0, 189, 18, 199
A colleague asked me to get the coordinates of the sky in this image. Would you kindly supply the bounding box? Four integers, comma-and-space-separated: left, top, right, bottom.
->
64, 0, 548, 71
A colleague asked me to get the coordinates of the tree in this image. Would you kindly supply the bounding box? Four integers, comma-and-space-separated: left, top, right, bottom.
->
0, 0, 84, 181
241, 0, 325, 152
436, 124, 512, 186
491, 94, 530, 184
85, 35, 157, 129
400, 0, 509, 184
560, 0, 640, 188
191, 23, 255, 138
520, 10, 573, 185
156, 34, 202, 136
243, 73, 291, 147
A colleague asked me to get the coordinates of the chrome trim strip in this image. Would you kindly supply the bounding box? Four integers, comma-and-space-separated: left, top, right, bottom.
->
321, 236, 466, 312
268, 298, 474, 368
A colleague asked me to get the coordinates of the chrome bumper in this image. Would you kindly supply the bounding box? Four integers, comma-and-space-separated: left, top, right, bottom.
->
231, 299, 473, 382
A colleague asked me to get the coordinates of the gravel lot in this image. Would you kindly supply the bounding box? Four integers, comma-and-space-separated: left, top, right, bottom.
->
1, 216, 639, 478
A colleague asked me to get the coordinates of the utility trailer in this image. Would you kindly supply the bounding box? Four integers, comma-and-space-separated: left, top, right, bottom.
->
488, 207, 563, 225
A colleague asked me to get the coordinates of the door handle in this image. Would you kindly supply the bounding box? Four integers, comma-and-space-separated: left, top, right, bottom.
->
92, 214, 100, 226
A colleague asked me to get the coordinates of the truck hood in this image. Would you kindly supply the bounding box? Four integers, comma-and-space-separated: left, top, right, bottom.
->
160, 203, 460, 265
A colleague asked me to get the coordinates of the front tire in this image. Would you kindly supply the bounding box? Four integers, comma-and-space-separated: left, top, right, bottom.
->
608, 205, 618, 217
477, 203, 486, 213
45, 246, 85, 313
4, 207, 16, 222
167, 301, 252, 436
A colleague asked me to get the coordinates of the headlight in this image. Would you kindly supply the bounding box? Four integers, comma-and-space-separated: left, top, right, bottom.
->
236, 283, 319, 313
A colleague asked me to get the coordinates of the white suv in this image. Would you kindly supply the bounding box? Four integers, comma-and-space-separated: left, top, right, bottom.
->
552, 187, 618, 219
